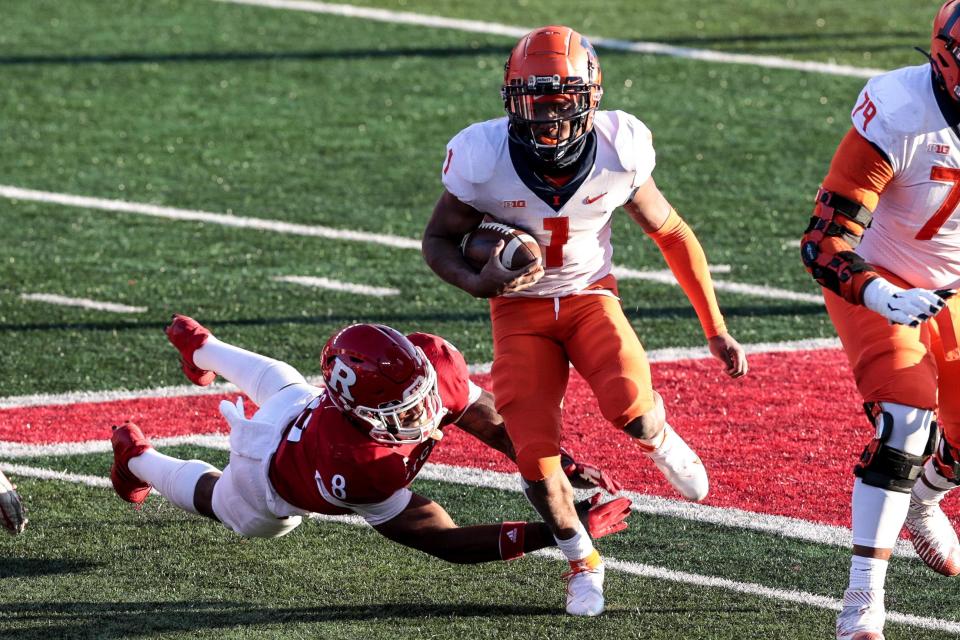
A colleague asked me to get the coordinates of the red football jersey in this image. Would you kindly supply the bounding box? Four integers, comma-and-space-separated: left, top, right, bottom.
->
268, 333, 472, 515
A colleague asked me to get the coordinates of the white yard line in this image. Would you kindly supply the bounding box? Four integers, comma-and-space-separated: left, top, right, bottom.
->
2, 184, 825, 307
20, 293, 147, 314
0, 185, 421, 250
214, 0, 885, 79
0, 336, 840, 408
2, 460, 955, 633
272, 275, 399, 296
0, 441, 912, 560
611, 266, 823, 304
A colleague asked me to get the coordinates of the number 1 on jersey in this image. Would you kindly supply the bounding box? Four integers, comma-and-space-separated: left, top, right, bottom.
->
542, 217, 569, 268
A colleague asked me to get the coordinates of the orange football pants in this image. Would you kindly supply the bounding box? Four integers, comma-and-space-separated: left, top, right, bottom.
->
490, 283, 654, 481
824, 267, 960, 448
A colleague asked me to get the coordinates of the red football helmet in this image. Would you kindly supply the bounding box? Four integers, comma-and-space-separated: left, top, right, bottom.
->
320, 324, 444, 445
932, 0, 960, 101
502, 25, 603, 169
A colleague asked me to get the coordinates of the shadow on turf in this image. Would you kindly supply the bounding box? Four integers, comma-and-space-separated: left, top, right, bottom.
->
0, 46, 509, 67
0, 303, 826, 334
0, 557, 101, 579
0, 601, 559, 638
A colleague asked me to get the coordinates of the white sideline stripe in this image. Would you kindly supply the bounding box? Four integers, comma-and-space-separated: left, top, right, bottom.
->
272, 275, 399, 297
20, 293, 147, 314
0, 185, 823, 306
611, 267, 823, 304
0, 442, 911, 560
214, 0, 885, 79
2, 462, 954, 633
0, 185, 421, 250
0, 337, 842, 408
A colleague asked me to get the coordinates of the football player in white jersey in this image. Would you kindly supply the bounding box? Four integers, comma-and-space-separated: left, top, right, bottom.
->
423, 25, 747, 616
800, 3, 960, 638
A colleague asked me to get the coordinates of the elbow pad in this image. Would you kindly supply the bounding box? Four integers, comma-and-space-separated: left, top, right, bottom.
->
801, 188, 878, 304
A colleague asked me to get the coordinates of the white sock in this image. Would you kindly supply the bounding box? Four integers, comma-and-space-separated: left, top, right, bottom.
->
555, 523, 595, 562
128, 449, 218, 515
911, 460, 956, 506
851, 479, 910, 549
193, 337, 305, 405
639, 423, 668, 451
849, 555, 888, 591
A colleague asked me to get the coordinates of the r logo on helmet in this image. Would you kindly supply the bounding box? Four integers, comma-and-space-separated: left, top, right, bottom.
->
329, 358, 357, 402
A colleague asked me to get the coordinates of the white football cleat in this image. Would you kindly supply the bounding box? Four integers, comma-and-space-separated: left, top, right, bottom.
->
836, 589, 885, 640
644, 424, 709, 501
905, 498, 960, 577
564, 562, 605, 616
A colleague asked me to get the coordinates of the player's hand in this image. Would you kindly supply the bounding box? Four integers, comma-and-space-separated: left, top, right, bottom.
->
473, 240, 544, 297
708, 333, 748, 378
575, 492, 632, 539
0, 470, 27, 536
863, 278, 953, 327
560, 447, 622, 495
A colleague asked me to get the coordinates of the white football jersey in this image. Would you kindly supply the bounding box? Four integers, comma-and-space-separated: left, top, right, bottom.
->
852, 64, 960, 289
441, 110, 655, 297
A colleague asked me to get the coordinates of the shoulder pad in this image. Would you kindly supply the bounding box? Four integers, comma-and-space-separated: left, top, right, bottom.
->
598, 110, 656, 184
442, 119, 503, 186
852, 66, 928, 139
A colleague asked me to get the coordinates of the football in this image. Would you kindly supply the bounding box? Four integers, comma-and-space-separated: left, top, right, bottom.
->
460, 222, 542, 271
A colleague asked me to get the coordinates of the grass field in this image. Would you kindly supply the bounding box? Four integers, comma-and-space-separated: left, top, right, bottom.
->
2, 1, 959, 638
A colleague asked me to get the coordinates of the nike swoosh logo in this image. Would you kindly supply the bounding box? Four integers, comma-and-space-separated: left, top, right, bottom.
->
583, 192, 607, 205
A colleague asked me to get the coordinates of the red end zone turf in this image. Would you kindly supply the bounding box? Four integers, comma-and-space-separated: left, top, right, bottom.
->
2, 348, 957, 530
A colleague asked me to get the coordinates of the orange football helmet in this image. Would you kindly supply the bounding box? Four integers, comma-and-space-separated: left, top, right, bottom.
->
502, 25, 603, 169
932, 0, 960, 101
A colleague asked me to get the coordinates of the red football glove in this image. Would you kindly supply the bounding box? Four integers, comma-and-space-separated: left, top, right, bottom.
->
576, 492, 632, 540
560, 446, 622, 495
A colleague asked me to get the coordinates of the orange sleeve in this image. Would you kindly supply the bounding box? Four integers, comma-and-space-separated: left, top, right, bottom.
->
647, 209, 727, 339
821, 127, 893, 210
800, 128, 894, 304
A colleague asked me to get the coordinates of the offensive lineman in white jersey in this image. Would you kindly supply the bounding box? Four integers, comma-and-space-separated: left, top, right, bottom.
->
800, 2, 960, 638
423, 25, 747, 616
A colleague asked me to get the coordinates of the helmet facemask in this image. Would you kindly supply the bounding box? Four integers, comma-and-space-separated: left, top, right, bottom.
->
336, 349, 446, 445
932, 0, 960, 101
502, 76, 601, 170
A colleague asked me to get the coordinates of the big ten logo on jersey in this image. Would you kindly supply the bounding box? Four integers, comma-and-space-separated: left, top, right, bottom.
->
929, 143, 952, 155
503, 199, 526, 208
328, 358, 357, 402
403, 440, 437, 482
852, 93, 878, 130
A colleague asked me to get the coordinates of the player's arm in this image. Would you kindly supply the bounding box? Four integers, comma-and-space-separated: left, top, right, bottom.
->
454, 389, 621, 494
800, 128, 951, 324
624, 177, 747, 378
0, 470, 27, 536
800, 127, 888, 304
373, 491, 631, 564
422, 190, 543, 298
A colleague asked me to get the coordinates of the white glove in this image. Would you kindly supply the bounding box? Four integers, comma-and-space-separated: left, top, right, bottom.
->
0, 470, 27, 536
862, 277, 952, 327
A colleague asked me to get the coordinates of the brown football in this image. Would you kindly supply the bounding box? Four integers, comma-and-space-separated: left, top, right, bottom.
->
461, 222, 542, 271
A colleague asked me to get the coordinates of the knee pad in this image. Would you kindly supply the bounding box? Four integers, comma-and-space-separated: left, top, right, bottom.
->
933, 429, 960, 486
854, 402, 937, 493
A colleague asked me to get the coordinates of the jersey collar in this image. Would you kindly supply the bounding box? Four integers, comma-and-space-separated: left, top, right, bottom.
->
508, 130, 597, 212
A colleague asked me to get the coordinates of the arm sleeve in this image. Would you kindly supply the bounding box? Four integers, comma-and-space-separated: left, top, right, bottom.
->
800, 127, 894, 304
646, 209, 727, 339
